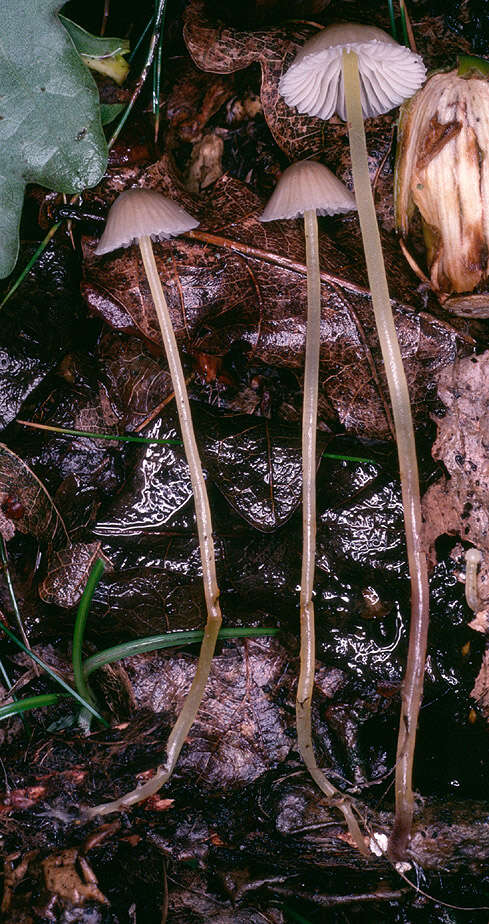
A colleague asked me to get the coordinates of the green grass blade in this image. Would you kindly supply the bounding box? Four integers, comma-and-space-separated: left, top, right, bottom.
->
72, 558, 105, 711
322, 452, 376, 465
83, 627, 279, 678
17, 419, 182, 447
284, 910, 313, 924
0, 693, 62, 721
108, 0, 167, 149
0, 536, 31, 649
129, 16, 152, 62
0, 618, 108, 726
387, 0, 398, 40
399, 0, 409, 46
0, 223, 62, 310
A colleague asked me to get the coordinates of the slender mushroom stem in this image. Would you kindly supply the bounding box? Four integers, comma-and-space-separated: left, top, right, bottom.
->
297, 209, 369, 857
87, 234, 222, 817
342, 50, 430, 857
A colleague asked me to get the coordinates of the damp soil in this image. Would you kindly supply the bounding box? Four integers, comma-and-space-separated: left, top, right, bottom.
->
1, 0, 489, 921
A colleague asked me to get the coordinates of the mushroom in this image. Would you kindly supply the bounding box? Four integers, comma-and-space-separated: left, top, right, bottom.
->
280, 26, 428, 856
88, 187, 222, 816
260, 160, 367, 854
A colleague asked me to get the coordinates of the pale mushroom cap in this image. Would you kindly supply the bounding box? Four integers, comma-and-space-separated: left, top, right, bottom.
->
279, 23, 426, 121
95, 187, 199, 255
259, 159, 356, 221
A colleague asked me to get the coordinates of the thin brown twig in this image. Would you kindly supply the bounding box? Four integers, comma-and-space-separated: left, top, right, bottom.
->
100, 0, 110, 36
400, 0, 417, 53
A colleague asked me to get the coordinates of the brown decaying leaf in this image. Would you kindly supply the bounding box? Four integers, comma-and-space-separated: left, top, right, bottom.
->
93, 415, 193, 538
182, 0, 344, 163
98, 330, 173, 432
199, 411, 326, 531
82, 157, 469, 440
42, 849, 108, 907
120, 637, 290, 790
471, 649, 489, 718
39, 542, 111, 609
165, 59, 233, 144
0, 444, 68, 548
423, 350, 489, 606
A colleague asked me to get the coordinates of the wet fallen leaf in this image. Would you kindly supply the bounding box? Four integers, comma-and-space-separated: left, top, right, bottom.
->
423, 351, 489, 605
42, 848, 108, 906
199, 411, 326, 531
93, 414, 193, 538
82, 156, 469, 439
98, 329, 173, 431
0, 242, 84, 431
120, 637, 290, 790
0, 444, 68, 548
39, 541, 111, 608
471, 649, 489, 718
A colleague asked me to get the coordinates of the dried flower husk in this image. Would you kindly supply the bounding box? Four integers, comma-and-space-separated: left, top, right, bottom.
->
395, 66, 489, 297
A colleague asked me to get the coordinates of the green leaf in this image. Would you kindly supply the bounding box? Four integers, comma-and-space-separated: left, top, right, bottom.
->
99, 103, 126, 126
0, 0, 108, 279
58, 15, 130, 59
457, 54, 489, 78
59, 15, 130, 85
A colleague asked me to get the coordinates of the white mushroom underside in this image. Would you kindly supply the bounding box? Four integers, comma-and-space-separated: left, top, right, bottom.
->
95, 187, 199, 254
260, 159, 356, 221
280, 40, 426, 121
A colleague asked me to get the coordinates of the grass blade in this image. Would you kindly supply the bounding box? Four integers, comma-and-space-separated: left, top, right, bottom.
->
387, 0, 398, 40
0, 536, 31, 650
72, 558, 105, 711
17, 419, 182, 447
0, 693, 62, 721
83, 627, 279, 678
0, 616, 108, 726
0, 223, 62, 310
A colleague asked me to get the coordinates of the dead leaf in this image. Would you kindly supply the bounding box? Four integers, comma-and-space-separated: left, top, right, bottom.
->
166, 59, 233, 143
199, 411, 326, 530
98, 329, 174, 431
1, 852, 38, 915
122, 637, 290, 789
471, 649, 489, 718
0, 444, 68, 548
93, 414, 193, 537
39, 542, 112, 608
42, 849, 108, 906
183, 1, 327, 162
82, 157, 469, 439
186, 132, 225, 193
423, 351, 489, 605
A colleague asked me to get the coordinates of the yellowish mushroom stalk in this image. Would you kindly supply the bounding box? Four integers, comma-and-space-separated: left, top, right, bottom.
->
298, 210, 368, 856
88, 189, 222, 817
279, 23, 427, 856
396, 63, 489, 298
342, 50, 429, 858
259, 160, 363, 853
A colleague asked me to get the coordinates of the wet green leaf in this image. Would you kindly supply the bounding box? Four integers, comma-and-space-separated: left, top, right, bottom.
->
0, 0, 108, 278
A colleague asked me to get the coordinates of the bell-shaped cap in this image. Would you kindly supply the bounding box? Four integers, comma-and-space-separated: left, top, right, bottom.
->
95, 187, 199, 255
259, 159, 356, 221
279, 23, 426, 121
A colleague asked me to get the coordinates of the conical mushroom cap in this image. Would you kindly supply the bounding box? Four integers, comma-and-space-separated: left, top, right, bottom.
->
279, 23, 426, 121
95, 187, 199, 255
259, 160, 356, 221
